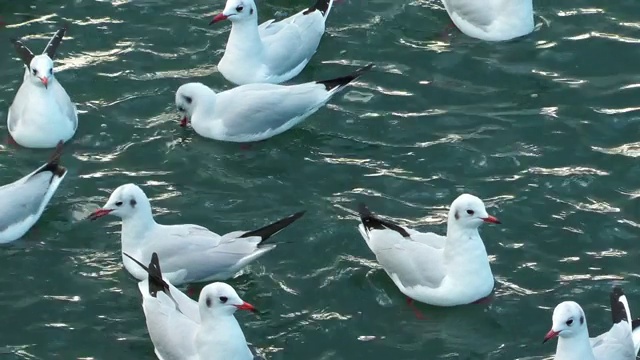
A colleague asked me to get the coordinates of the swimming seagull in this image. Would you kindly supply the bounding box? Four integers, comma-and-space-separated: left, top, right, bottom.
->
543, 286, 640, 360
356, 194, 500, 307
0, 141, 67, 243
440, 0, 534, 41
7, 25, 78, 148
124, 252, 264, 360
87, 183, 305, 285
175, 63, 373, 143
209, 0, 334, 85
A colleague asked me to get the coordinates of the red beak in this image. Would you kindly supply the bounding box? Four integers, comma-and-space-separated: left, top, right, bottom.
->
482, 215, 501, 224
210, 13, 228, 25
87, 208, 113, 221
179, 116, 188, 127
234, 301, 257, 313
41, 77, 48, 89
542, 329, 560, 343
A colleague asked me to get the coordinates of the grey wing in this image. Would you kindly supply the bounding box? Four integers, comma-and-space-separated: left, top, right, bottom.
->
373, 236, 446, 289
405, 228, 446, 248
148, 226, 259, 282
0, 172, 52, 232
217, 84, 325, 138
258, 19, 282, 37
592, 323, 636, 360
7, 82, 31, 132
51, 83, 78, 131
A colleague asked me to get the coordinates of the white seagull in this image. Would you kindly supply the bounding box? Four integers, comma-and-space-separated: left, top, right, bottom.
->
8, 25, 78, 148
175, 63, 372, 143
125, 252, 262, 360
543, 286, 640, 360
441, 0, 534, 41
87, 183, 305, 285
0, 141, 67, 243
356, 194, 500, 307
209, 0, 334, 85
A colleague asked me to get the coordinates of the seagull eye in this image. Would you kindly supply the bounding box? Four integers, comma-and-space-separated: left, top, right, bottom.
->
115, 201, 123, 206
466, 210, 474, 215
566, 319, 573, 326
219, 296, 228, 303
236, 5, 243, 11
32, 69, 38, 75
49, 68, 53, 75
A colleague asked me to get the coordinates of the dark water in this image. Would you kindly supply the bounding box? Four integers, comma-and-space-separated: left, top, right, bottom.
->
0, 0, 639, 359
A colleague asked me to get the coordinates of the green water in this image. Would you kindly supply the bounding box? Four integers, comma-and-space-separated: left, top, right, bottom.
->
1, 0, 640, 359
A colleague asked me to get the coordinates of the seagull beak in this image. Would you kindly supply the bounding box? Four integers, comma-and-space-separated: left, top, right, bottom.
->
234, 301, 257, 313
40, 77, 48, 89
179, 116, 188, 127
210, 13, 228, 25
87, 208, 114, 221
542, 329, 560, 343
481, 215, 501, 224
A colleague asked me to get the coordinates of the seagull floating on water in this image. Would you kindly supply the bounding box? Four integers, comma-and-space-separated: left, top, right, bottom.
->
175, 63, 373, 143
88, 183, 305, 285
356, 194, 500, 307
125, 252, 263, 360
210, 0, 334, 85
0, 141, 67, 243
543, 286, 640, 360
441, 0, 534, 41
7, 25, 78, 148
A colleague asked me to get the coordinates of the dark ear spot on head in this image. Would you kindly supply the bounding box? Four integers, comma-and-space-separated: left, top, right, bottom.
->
206, 297, 212, 308
250, 7, 254, 15
580, 316, 584, 325
454, 211, 459, 220
130, 199, 137, 207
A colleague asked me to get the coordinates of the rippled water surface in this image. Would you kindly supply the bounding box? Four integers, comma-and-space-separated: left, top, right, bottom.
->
1, 0, 640, 359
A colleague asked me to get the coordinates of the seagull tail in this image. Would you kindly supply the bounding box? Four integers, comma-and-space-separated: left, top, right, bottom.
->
123, 252, 169, 298
357, 203, 411, 238
32, 141, 67, 180
610, 286, 632, 326
241, 211, 306, 246
305, 0, 334, 19
43, 24, 69, 60
317, 63, 374, 94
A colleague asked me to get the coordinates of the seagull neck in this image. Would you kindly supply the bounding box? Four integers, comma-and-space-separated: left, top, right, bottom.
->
227, 20, 264, 54
444, 225, 490, 273
190, 91, 217, 131
556, 332, 595, 360
195, 313, 249, 356
120, 210, 156, 250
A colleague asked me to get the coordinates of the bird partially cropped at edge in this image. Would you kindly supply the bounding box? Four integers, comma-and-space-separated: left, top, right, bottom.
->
441, 0, 534, 41
210, 0, 334, 85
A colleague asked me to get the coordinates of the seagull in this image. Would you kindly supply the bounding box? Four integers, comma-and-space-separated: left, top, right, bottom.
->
125, 252, 263, 360
87, 183, 305, 285
175, 63, 373, 143
441, 0, 534, 41
356, 194, 500, 307
7, 25, 78, 148
543, 286, 640, 360
0, 141, 67, 243
209, 0, 334, 85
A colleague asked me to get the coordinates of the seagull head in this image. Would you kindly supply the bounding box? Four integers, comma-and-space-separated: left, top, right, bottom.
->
543, 301, 588, 343
175, 82, 215, 127
87, 183, 151, 221
210, 0, 257, 25
198, 282, 257, 318
448, 193, 501, 230
29, 55, 54, 89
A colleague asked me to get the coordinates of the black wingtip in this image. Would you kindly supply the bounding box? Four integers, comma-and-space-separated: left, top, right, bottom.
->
33, 141, 67, 179
44, 24, 68, 60
357, 203, 411, 238
241, 211, 306, 245
11, 38, 35, 68
303, 0, 332, 16
317, 63, 374, 91
610, 286, 628, 324
632, 318, 640, 330
123, 252, 169, 297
